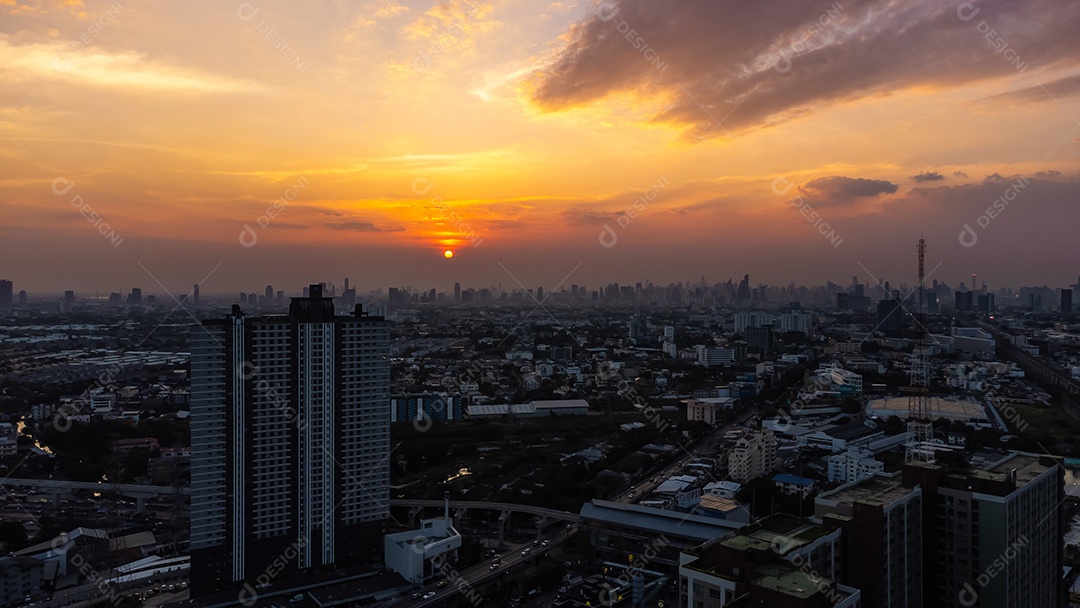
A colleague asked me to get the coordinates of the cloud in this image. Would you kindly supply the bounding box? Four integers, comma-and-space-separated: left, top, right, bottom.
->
324, 221, 405, 232
0, 36, 265, 93
953, 170, 968, 178
530, 0, 1080, 139
911, 171, 945, 182
986, 73, 1080, 104
799, 175, 897, 204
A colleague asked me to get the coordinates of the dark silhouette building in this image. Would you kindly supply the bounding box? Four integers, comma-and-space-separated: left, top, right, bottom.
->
189, 285, 391, 596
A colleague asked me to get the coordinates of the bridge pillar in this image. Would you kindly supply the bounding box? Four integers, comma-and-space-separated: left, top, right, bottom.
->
135, 496, 147, 512
498, 510, 511, 546
535, 516, 549, 540
409, 506, 423, 528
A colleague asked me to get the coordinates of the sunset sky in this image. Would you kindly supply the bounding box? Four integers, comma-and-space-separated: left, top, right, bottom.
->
2, 0, 1079, 295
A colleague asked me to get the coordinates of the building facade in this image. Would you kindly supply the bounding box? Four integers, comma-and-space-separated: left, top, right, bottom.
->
189, 285, 390, 595
727, 429, 777, 483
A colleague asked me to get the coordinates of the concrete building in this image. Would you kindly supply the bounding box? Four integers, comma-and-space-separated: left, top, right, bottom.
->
734, 312, 774, 333
816, 474, 922, 608
904, 453, 1063, 608
384, 515, 462, 585
390, 393, 462, 424
687, 397, 737, 425
189, 285, 390, 596
728, 429, 777, 483
679, 514, 859, 608
827, 447, 885, 483
0, 423, 17, 457
780, 312, 814, 335
0, 557, 43, 607
771, 473, 817, 498
813, 363, 863, 395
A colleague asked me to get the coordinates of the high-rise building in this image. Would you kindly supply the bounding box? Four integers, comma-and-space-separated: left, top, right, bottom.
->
453, 282, 461, 303
17, 290, 26, 306
1061, 289, 1073, 315
904, 453, 1063, 608
0, 280, 14, 306
877, 298, 904, 331
737, 274, 750, 303
127, 288, 142, 306
189, 285, 390, 596
265, 285, 273, 303
816, 474, 922, 608
193, 284, 200, 306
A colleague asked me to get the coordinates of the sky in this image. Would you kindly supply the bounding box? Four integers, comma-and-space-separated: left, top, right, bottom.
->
2, 0, 1079, 296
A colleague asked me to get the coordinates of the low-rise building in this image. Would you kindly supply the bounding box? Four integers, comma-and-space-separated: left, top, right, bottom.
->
826, 447, 885, 483
728, 429, 777, 483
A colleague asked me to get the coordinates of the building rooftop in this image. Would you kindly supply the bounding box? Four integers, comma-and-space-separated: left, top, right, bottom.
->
717, 515, 831, 556
752, 564, 827, 600
580, 500, 742, 540
771, 473, 815, 487
817, 474, 916, 508
866, 396, 987, 422
980, 452, 1056, 487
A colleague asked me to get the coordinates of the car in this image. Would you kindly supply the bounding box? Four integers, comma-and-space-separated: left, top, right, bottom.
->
541, 540, 550, 547
423, 591, 436, 599
490, 563, 500, 571
493, 554, 501, 561
521, 548, 531, 556
533, 539, 540, 546
436, 580, 448, 588
411, 592, 422, 599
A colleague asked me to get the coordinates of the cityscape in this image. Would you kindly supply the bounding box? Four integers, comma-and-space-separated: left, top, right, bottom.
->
3, 1, 1080, 608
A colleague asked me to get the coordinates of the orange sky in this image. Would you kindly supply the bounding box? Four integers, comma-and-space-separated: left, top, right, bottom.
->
2, 0, 1079, 294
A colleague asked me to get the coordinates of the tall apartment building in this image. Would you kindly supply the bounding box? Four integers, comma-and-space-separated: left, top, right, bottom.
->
0, 280, 11, 307
816, 474, 923, 608
189, 285, 390, 596
904, 453, 1063, 608
727, 429, 776, 483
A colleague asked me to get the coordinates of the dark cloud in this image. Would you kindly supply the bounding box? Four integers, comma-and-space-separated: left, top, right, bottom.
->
561, 207, 620, 224
953, 170, 968, 178
531, 0, 1080, 139
324, 221, 404, 232
799, 176, 897, 204
1034, 170, 1061, 178
912, 171, 945, 182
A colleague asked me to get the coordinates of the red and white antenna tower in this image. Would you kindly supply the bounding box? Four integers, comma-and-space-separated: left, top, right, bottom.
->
906, 238, 934, 463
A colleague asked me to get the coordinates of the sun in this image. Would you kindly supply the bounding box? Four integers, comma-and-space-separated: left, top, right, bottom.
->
443, 249, 454, 259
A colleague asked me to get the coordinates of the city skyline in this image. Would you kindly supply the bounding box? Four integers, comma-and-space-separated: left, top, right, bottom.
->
2, 0, 1079, 292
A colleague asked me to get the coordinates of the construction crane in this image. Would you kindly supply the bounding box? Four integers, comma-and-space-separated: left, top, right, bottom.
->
906, 238, 934, 463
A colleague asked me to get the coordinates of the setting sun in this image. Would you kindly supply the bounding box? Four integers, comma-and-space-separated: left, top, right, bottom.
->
443, 250, 454, 259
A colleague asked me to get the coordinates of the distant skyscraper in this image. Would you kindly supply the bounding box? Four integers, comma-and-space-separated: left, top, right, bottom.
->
1061, 289, 1073, 314
127, 288, 142, 306
736, 274, 750, 303
17, 290, 26, 306
190, 285, 390, 596
453, 282, 461, 302
0, 280, 12, 306
193, 284, 200, 306
265, 285, 273, 303
64, 290, 75, 304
